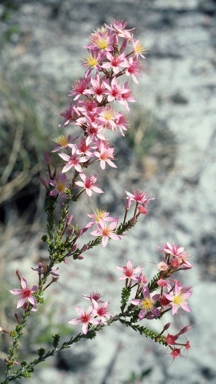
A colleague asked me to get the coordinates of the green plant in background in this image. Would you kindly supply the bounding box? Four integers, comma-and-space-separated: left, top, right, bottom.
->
124, 367, 153, 384
127, 105, 176, 178
0, 69, 63, 220
0, 0, 20, 45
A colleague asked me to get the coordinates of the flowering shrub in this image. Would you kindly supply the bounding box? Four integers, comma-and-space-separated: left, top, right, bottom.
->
1, 20, 193, 382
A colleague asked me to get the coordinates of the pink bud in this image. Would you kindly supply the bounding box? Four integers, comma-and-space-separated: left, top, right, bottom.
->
67, 215, 73, 225
16, 270, 21, 281
125, 196, 132, 210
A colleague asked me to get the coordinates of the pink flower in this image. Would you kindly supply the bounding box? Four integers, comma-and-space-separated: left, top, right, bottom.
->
157, 261, 169, 271
98, 107, 118, 130
91, 219, 121, 247
104, 77, 123, 103
123, 56, 142, 84
94, 142, 117, 170
75, 173, 104, 197
69, 77, 90, 100
170, 348, 181, 359
82, 291, 102, 302
126, 190, 154, 205
59, 151, 86, 173
114, 112, 128, 136
92, 299, 112, 325
32, 262, 59, 278
164, 282, 192, 315
84, 74, 107, 103
102, 52, 127, 74
87, 29, 114, 54
158, 242, 192, 269
132, 39, 146, 58
86, 208, 118, 228
59, 102, 79, 127
135, 273, 148, 287
117, 82, 136, 111
106, 20, 134, 40
77, 137, 93, 158
165, 333, 178, 345
49, 173, 70, 198
51, 134, 77, 152
157, 279, 169, 287
10, 277, 38, 309
137, 205, 147, 215
116, 260, 142, 282
68, 306, 99, 334
131, 287, 160, 319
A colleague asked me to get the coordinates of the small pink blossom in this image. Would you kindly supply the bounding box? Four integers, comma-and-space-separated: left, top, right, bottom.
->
91, 219, 121, 247
131, 287, 160, 319
158, 242, 192, 269
117, 81, 136, 111
92, 299, 112, 325
68, 306, 99, 334
83, 291, 102, 302
59, 102, 79, 127
106, 20, 134, 40
51, 134, 77, 152
165, 333, 178, 345
94, 142, 116, 170
126, 190, 154, 205
49, 173, 70, 198
123, 56, 142, 84
135, 273, 148, 287
102, 52, 127, 74
75, 173, 104, 197
84, 74, 107, 103
157, 279, 169, 287
157, 261, 169, 271
32, 262, 59, 278
104, 77, 123, 103
116, 260, 142, 282
170, 348, 181, 359
59, 151, 86, 173
10, 277, 38, 309
86, 208, 118, 228
114, 112, 128, 136
132, 39, 146, 58
69, 77, 90, 100
165, 283, 192, 315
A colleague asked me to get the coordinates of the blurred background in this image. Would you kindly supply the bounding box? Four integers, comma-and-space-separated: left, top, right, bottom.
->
0, 0, 216, 383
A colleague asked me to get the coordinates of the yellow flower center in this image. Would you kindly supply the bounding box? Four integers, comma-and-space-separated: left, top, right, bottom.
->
57, 183, 65, 193
134, 41, 145, 55
141, 298, 154, 311
94, 208, 107, 222
173, 294, 183, 305
84, 54, 98, 67
103, 108, 114, 121
53, 135, 68, 146
96, 38, 109, 50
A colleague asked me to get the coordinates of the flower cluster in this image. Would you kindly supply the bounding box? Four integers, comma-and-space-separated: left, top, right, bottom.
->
3, 20, 194, 381
42, 20, 145, 199
69, 292, 112, 334
115, 243, 193, 359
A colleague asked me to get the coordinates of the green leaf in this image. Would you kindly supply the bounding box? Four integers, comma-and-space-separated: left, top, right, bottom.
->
52, 334, 60, 348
